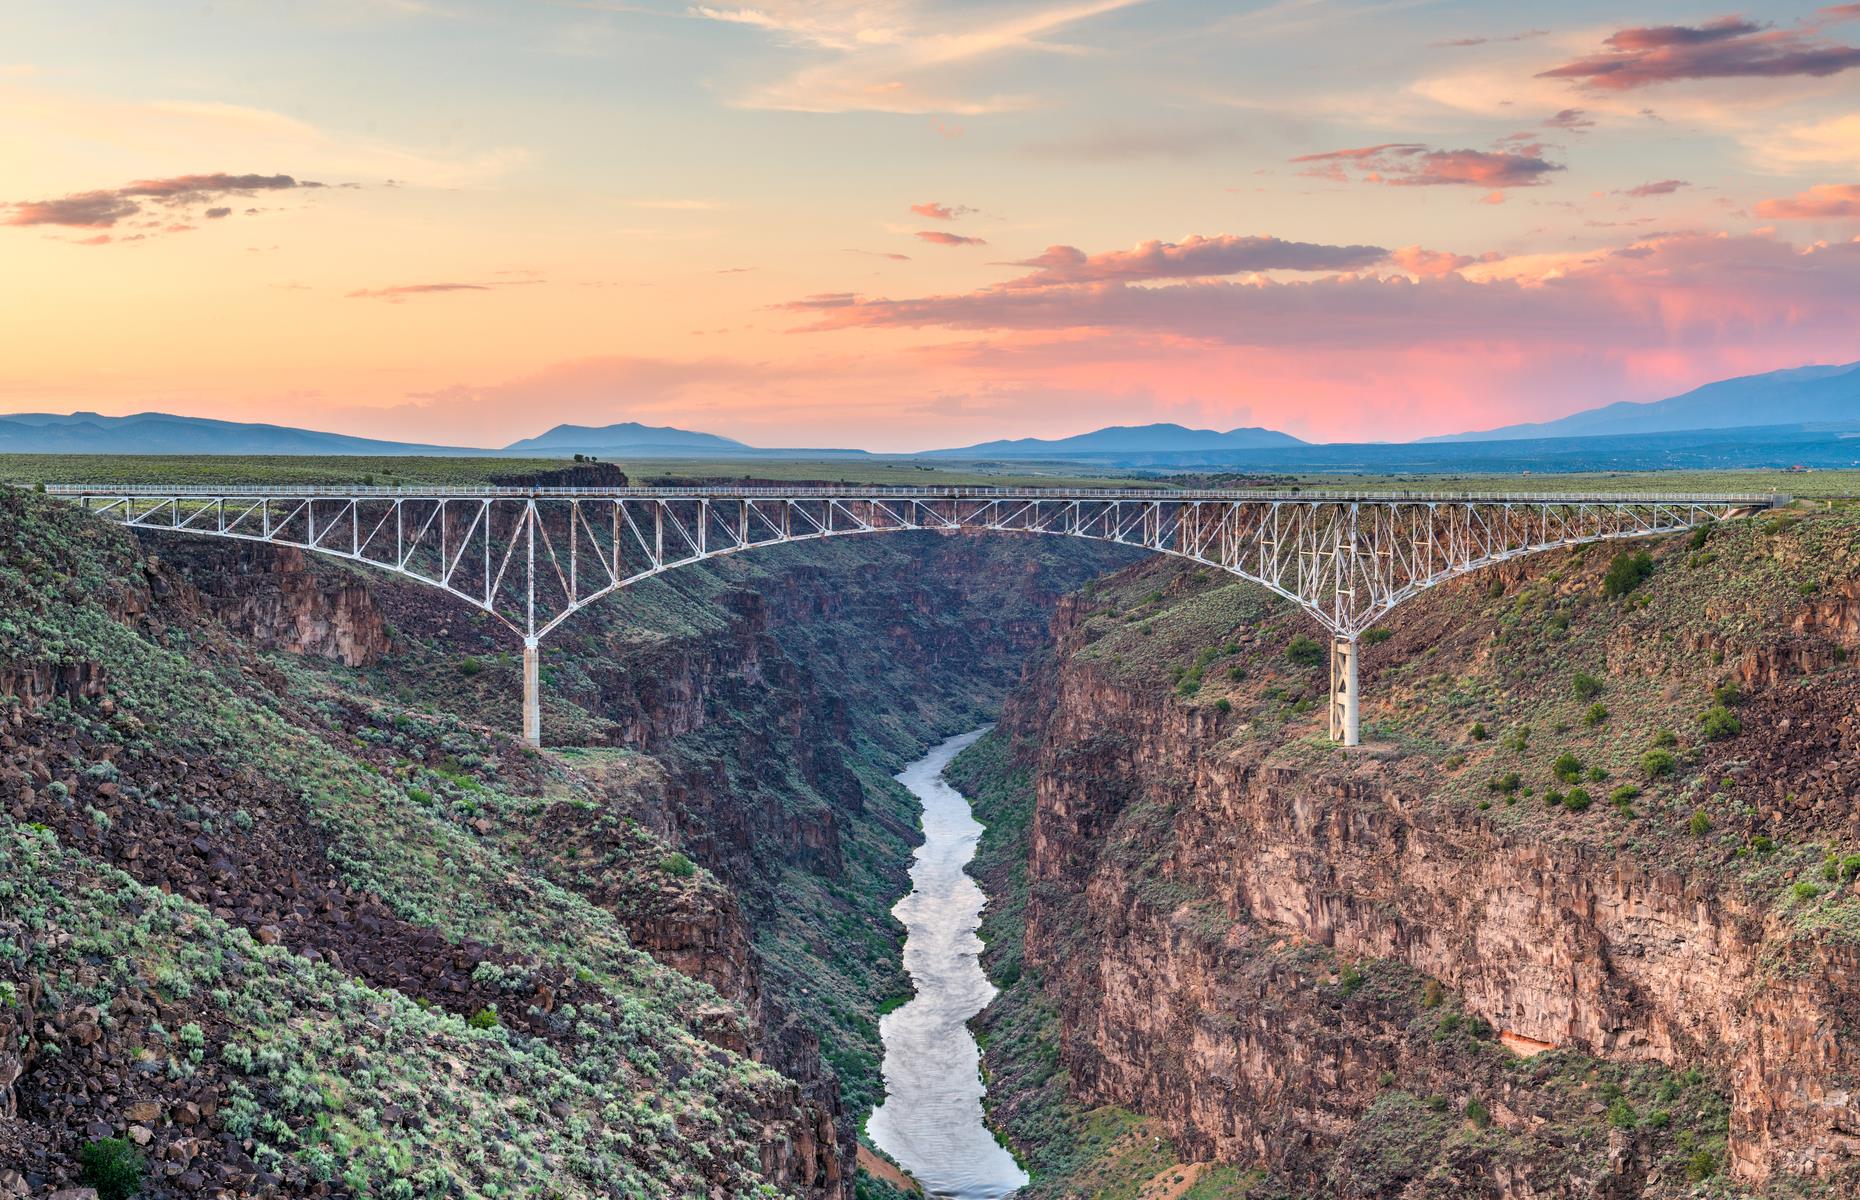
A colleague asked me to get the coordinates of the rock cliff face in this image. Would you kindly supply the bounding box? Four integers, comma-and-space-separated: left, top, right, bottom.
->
988, 514, 1860, 1196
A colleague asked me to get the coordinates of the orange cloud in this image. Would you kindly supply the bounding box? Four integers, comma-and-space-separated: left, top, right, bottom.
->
1755, 182, 1860, 218
910, 202, 975, 220
916, 230, 987, 246
1390, 246, 1476, 277
1001, 235, 1387, 287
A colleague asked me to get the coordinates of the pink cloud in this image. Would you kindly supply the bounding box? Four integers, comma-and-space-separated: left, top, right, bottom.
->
911, 202, 975, 220
1539, 16, 1860, 89
917, 230, 987, 246
347, 282, 497, 301
1000, 235, 1387, 287
1389, 246, 1476, 277
1293, 143, 1562, 189
1755, 182, 1860, 218
1622, 179, 1691, 197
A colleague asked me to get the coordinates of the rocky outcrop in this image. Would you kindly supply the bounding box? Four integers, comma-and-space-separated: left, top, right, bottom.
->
147, 541, 392, 666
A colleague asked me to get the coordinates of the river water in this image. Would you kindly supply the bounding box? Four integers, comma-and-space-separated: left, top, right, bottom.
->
866, 728, 1028, 1200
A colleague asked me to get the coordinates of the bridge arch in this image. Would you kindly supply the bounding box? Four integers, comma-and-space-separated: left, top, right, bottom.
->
51, 485, 1781, 748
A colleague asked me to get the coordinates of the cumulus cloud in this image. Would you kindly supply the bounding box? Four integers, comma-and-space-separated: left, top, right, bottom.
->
916, 230, 987, 246
4, 172, 325, 233
1389, 246, 1478, 277
1294, 143, 1563, 189
1538, 16, 1860, 89
1755, 182, 1860, 217
911, 201, 975, 220
999, 235, 1388, 287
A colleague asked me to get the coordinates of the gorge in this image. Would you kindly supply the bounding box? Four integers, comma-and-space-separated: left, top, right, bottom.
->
5, 483, 1860, 1198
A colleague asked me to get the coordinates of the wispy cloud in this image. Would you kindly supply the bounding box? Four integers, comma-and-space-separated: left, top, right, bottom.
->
347, 279, 543, 301
917, 229, 987, 246
693, 0, 1145, 113
1294, 143, 1563, 188
5, 173, 322, 230
1620, 179, 1690, 197
911, 201, 976, 220
1433, 29, 1546, 48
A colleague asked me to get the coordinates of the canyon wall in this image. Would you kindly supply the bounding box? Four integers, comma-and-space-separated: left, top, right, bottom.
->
989, 515, 1860, 1196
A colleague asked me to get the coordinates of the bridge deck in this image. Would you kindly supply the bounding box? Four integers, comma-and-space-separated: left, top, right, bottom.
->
40, 483, 1790, 505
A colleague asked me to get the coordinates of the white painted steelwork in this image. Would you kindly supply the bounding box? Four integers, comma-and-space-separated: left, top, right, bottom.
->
47, 484, 1783, 747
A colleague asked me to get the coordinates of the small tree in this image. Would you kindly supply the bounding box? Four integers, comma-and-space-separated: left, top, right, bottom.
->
1552, 752, 1583, 783
1286, 635, 1324, 667
1602, 550, 1655, 598
79, 1138, 144, 1200
1700, 706, 1741, 740
1571, 671, 1604, 699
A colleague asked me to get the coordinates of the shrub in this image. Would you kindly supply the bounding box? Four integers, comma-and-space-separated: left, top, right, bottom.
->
1552, 752, 1583, 783
1751, 834, 1776, 853
1468, 721, 1488, 742
1362, 627, 1393, 645
1606, 1098, 1637, 1130
1711, 680, 1742, 707
1338, 964, 1365, 995
1844, 854, 1860, 882
1561, 787, 1593, 813
659, 851, 697, 878
1544, 789, 1563, 808
459, 656, 483, 677
1688, 811, 1713, 837
1688, 522, 1712, 550
1583, 703, 1609, 727
1651, 728, 1678, 748
1793, 881, 1823, 901
1609, 784, 1641, 805
1699, 706, 1741, 740
1571, 671, 1604, 699
1640, 750, 1676, 779
1687, 1150, 1716, 1182
1213, 698, 1232, 715
1464, 1098, 1492, 1129
1420, 979, 1446, 1008
1488, 772, 1521, 796
1227, 665, 1246, 682
79, 1138, 145, 1200
1502, 726, 1531, 752
1286, 635, 1324, 667
1601, 550, 1654, 598
466, 1007, 499, 1030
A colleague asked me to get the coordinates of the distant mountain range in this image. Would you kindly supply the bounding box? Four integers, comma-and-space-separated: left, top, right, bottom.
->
3, 358, 1856, 474
1427, 361, 1860, 442
927, 423, 1304, 459
0, 412, 474, 456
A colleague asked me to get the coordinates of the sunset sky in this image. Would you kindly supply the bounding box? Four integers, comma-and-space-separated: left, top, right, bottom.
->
3, 1, 1858, 451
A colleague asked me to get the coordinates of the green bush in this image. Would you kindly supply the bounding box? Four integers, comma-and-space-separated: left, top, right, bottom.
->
1699, 706, 1741, 740
1651, 728, 1678, 748
1561, 787, 1593, 813
466, 1007, 499, 1030
1583, 702, 1609, 727
1286, 635, 1324, 667
1640, 749, 1676, 779
1464, 1098, 1492, 1129
79, 1138, 145, 1200
459, 656, 483, 677
1689, 811, 1713, 837
1571, 671, 1604, 699
1793, 881, 1823, 901
1711, 680, 1742, 707
660, 851, 697, 877
1687, 1149, 1716, 1181
1601, 550, 1654, 598
1751, 834, 1776, 853
1468, 721, 1488, 742
1213, 698, 1232, 714
1688, 522, 1712, 550
1488, 772, 1521, 795
1609, 784, 1641, 805
1606, 1097, 1637, 1129
1361, 627, 1393, 645
1552, 752, 1583, 783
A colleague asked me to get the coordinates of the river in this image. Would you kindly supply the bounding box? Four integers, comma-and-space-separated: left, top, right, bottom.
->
865, 728, 1028, 1200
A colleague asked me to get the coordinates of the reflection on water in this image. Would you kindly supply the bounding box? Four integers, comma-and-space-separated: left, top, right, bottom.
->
866, 728, 1027, 1200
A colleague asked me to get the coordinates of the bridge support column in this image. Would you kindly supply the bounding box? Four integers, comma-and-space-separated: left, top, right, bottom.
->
521, 636, 542, 749
1329, 635, 1360, 747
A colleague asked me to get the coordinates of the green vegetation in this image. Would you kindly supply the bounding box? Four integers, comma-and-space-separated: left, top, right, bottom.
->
1285, 635, 1324, 668
1571, 671, 1604, 699
79, 1138, 145, 1200
1601, 550, 1655, 598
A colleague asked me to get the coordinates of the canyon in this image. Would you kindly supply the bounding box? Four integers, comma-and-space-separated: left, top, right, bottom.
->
6, 481, 1860, 1198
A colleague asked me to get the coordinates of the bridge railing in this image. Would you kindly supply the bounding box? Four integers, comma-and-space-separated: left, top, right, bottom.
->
37, 483, 1791, 506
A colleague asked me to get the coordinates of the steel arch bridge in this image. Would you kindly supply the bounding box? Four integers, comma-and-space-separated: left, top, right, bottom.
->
47, 484, 1784, 748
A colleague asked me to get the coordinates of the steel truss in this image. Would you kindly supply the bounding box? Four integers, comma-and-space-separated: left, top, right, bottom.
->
49, 485, 1782, 746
